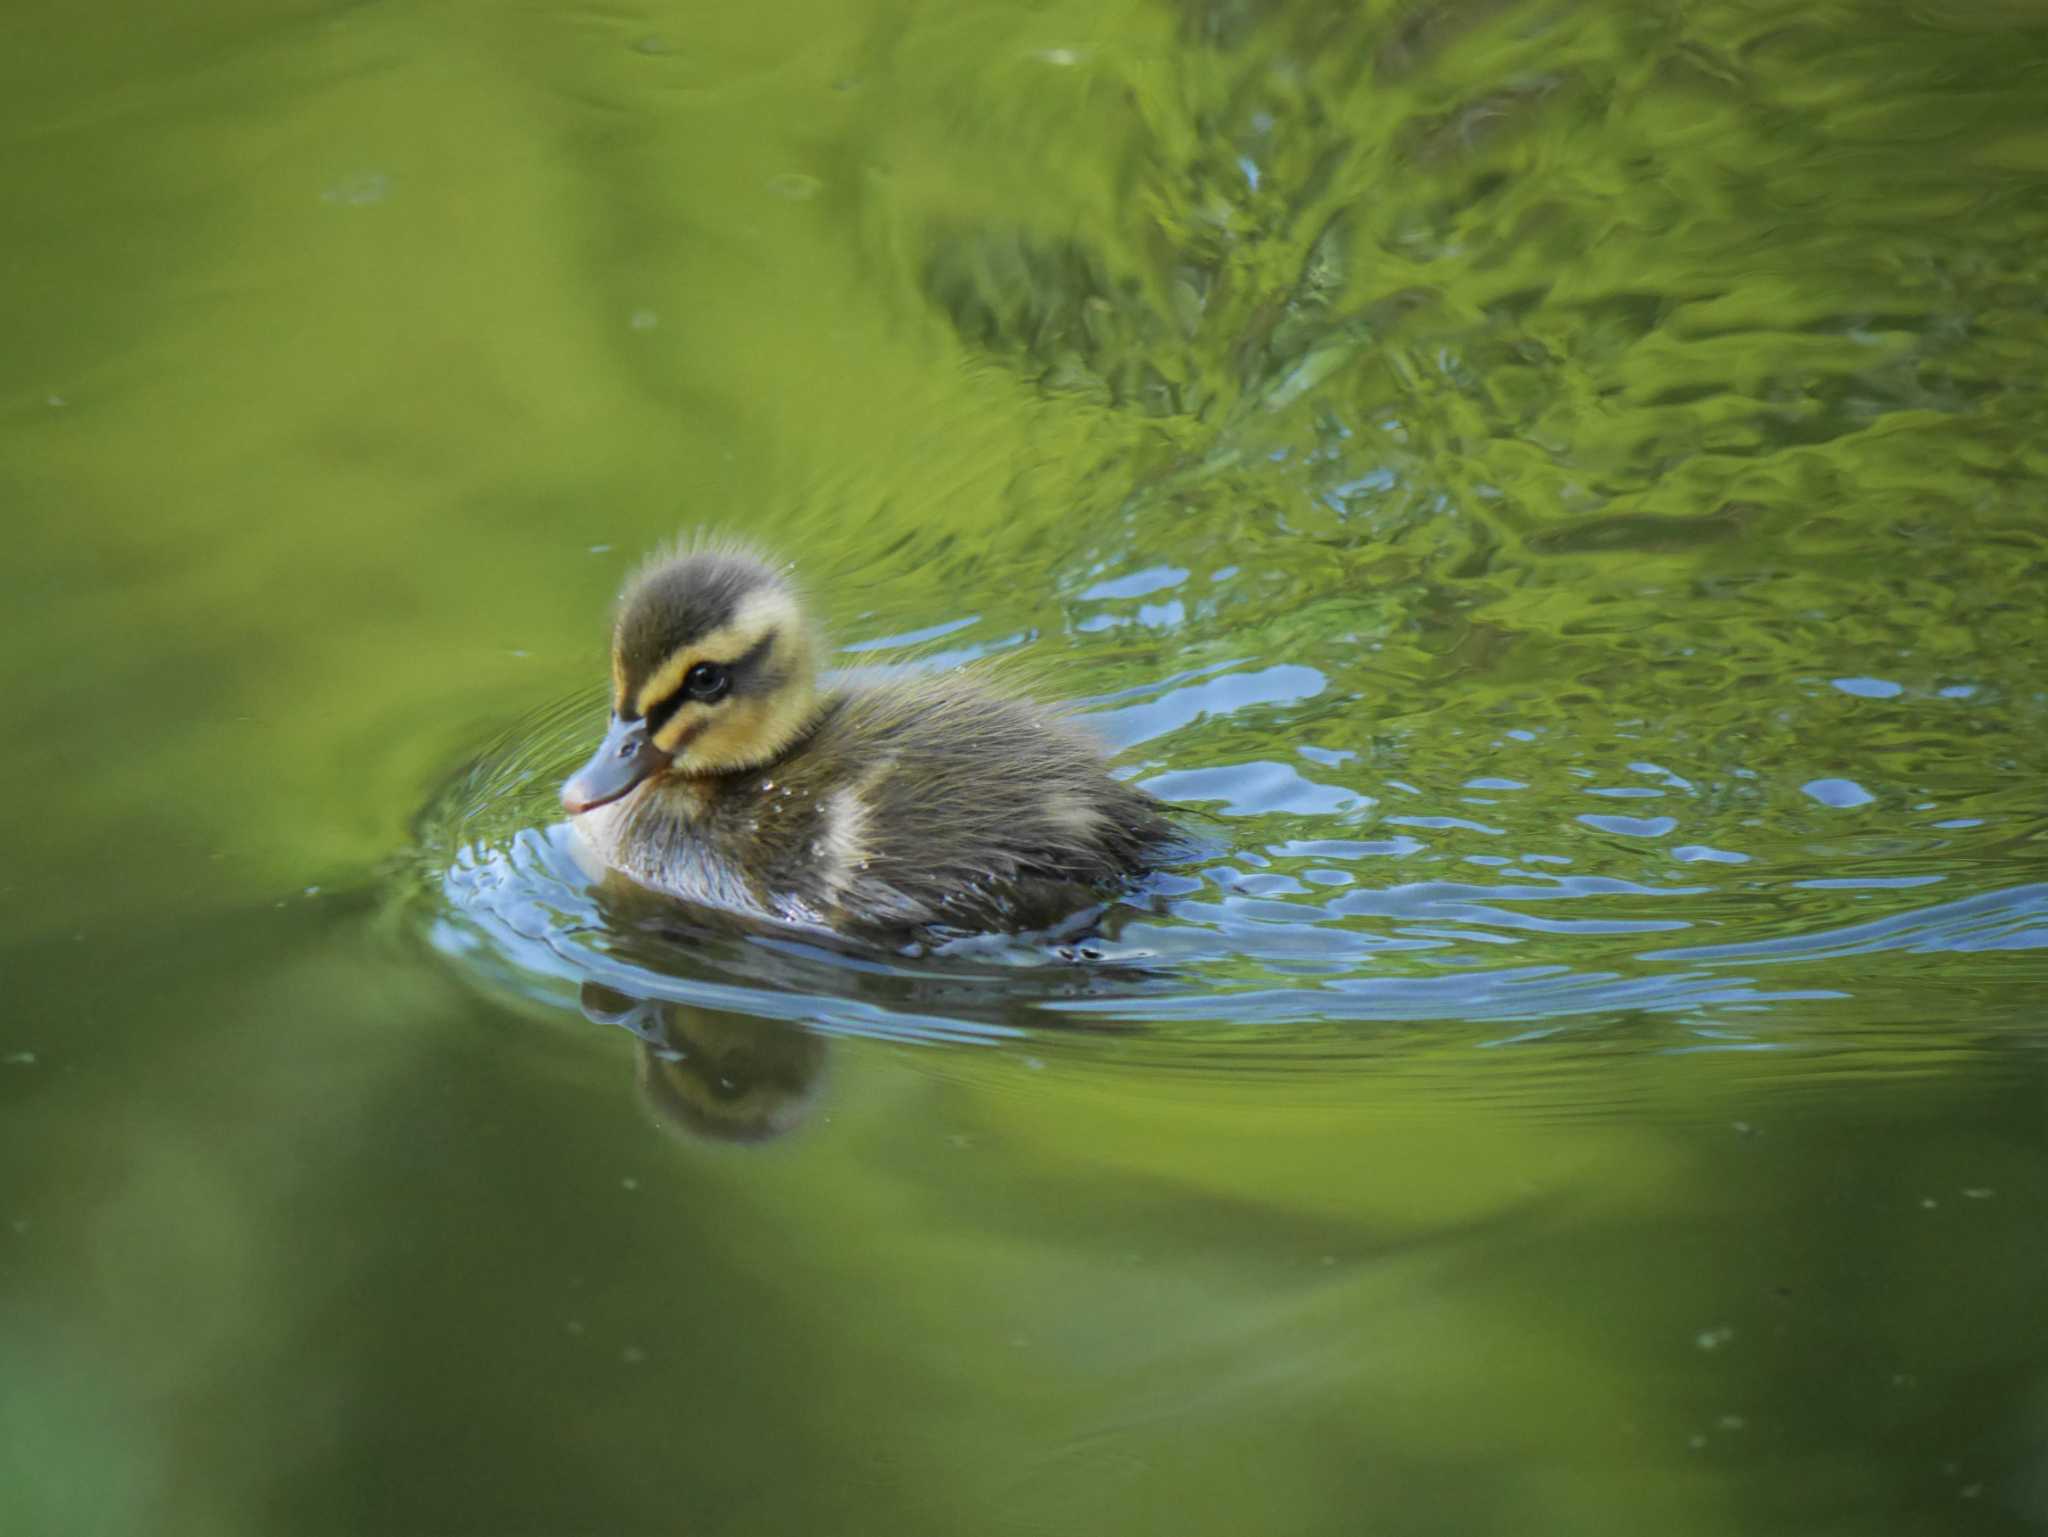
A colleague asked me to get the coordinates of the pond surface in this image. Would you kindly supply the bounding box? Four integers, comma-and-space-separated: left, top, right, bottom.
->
5, 1, 2047, 1532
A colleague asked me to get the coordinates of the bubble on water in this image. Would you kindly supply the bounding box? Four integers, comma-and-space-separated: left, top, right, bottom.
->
1830, 677, 1903, 699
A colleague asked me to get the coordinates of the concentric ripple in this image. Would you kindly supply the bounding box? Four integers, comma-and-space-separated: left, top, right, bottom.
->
411, 653, 2048, 1075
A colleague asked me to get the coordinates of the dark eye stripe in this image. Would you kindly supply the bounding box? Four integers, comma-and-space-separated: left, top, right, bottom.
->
640, 629, 780, 730
642, 690, 684, 733
727, 629, 779, 690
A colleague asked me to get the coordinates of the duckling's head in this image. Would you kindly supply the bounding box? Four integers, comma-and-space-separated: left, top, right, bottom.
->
562, 546, 821, 814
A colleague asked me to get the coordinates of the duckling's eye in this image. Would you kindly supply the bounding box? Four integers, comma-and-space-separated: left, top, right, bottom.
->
683, 661, 731, 703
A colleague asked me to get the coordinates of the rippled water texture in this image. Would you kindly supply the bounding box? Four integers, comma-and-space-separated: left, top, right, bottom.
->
5, 1, 2047, 1533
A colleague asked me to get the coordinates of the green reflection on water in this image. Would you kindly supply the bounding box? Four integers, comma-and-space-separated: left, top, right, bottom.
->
3, 0, 2046, 1532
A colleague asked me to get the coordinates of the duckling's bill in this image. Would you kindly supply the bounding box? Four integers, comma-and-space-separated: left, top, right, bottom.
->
562, 714, 672, 814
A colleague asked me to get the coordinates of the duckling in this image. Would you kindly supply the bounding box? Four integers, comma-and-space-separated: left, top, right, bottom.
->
561, 542, 1181, 939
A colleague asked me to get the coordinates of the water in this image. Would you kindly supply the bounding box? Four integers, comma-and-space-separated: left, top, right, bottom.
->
5, 1, 2047, 1531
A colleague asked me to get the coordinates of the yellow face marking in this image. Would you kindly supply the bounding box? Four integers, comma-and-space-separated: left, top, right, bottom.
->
668, 682, 818, 769
649, 679, 817, 768
628, 588, 801, 719
650, 710, 707, 755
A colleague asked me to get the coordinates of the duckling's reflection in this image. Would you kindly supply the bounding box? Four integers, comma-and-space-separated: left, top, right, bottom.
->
566, 864, 1171, 1143
580, 982, 828, 1145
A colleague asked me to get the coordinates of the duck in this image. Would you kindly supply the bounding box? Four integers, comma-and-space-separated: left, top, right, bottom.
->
560, 541, 1182, 940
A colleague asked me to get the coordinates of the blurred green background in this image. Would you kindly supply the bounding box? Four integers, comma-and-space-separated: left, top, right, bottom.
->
4, 0, 2047, 1532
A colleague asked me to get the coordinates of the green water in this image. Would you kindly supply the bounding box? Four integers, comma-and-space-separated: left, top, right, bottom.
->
6, 0, 2048, 1531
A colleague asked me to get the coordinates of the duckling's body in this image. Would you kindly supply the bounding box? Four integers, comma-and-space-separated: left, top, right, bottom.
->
563, 544, 1179, 939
